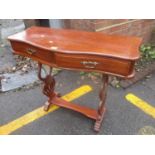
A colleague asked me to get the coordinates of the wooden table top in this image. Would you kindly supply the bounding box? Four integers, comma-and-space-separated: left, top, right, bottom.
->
8, 26, 142, 60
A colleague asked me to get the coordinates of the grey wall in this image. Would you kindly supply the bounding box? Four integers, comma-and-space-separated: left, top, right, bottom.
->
0, 19, 25, 44
49, 19, 64, 28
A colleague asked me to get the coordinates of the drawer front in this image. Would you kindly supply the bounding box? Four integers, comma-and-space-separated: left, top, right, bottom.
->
10, 41, 55, 64
56, 53, 132, 76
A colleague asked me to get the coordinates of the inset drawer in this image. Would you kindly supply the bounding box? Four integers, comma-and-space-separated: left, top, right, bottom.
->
10, 41, 55, 64
55, 53, 133, 77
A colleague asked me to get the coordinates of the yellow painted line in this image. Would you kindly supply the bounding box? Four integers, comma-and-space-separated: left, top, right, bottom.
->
0, 85, 92, 135
125, 93, 155, 118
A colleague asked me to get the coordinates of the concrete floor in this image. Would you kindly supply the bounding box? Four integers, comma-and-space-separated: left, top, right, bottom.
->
0, 70, 155, 135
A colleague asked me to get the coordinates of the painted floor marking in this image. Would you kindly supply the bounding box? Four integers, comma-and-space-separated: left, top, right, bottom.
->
0, 85, 92, 135
126, 93, 155, 118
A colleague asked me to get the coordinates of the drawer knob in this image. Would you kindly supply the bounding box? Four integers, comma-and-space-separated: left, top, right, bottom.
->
26, 48, 36, 55
80, 61, 99, 69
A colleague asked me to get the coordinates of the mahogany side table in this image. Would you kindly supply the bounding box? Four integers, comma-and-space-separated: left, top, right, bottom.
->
8, 26, 142, 132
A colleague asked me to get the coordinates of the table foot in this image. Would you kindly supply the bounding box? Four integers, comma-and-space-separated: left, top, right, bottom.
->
44, 101, 51, 111
43, 92, 61, 111
94, 107, 106, 132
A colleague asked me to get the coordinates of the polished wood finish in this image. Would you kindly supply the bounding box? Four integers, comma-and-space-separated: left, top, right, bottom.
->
8, 26, 142, 132
8, 26, 142, 78
55, 53, 132, 77
94, 75, 109, 131
51, 97, 98, 120
37, 63, 106, 131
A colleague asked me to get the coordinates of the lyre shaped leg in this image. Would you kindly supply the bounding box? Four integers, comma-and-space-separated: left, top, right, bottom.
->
94, 74, 109, 132
38, 63, 57, 111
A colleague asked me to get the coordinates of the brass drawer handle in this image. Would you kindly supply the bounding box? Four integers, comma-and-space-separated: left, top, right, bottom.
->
81, 61, 99, 65
26, 48, 36, 55
80, 61, 99, 69
84, 65, 96, 69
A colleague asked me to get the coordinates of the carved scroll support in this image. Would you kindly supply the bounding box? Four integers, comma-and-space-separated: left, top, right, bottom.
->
38, 63, 60, 111
94, 74, 109, 132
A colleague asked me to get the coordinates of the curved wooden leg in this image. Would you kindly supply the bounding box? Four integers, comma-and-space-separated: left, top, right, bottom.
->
38, 63, 57, 111
94, 74, 109, 132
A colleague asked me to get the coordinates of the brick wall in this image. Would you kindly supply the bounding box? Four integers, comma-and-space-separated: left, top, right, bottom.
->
23, 19, 155, 43
67, 19, 155, 43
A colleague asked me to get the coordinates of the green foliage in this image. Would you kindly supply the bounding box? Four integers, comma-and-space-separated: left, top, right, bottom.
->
140, 44, 155, 59
80, 71, 87, 76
